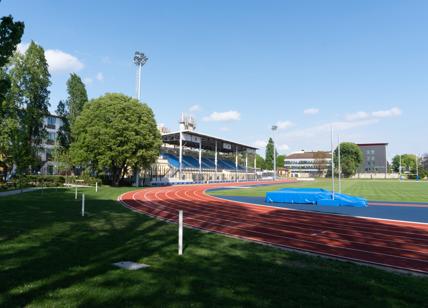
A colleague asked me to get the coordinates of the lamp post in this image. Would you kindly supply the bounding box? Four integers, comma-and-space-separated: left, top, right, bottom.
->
133, 51, 148, 101
272, 125, 278, 181
133, 51, 148, 187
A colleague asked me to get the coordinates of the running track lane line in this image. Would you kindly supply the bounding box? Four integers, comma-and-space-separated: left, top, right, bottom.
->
117, 181, 428, 274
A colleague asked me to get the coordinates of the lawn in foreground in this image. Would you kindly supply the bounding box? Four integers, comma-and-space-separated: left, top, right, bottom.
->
209, 179, 428, 203
0, 187, 427, 307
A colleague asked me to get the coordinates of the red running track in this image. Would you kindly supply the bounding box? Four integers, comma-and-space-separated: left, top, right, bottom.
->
118, 180, 428, 274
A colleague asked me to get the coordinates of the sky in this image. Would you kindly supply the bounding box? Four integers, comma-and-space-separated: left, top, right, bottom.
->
2, 0, 427, 159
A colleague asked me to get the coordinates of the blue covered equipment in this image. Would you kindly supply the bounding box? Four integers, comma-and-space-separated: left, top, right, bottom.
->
265, 188, 367, 207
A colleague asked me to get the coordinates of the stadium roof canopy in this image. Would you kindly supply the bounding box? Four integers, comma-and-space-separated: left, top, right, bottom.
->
162, 130, 257, 153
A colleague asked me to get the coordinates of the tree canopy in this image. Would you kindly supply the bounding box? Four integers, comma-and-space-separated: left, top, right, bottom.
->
265, 138, 274, 170
391, 154, 417, 173
0, 15, 24, 103
70, 93, 162, 185
334, 142, 363, 177
4, 41, 50, 174
66, 73, 88, 125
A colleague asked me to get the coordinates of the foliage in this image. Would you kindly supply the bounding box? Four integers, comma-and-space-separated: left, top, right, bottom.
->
0, 14, 24, 179
255, 154, 265, 170
391, 154, 417, 173
265, 138, 274, 170
55, 100, 70, 148
70, 93, 162, 185
276, 154, 285, 168
66, 73, 88, 126
333, 142, 363, 177
7, 41, 51, 173
0, 15, 24, 103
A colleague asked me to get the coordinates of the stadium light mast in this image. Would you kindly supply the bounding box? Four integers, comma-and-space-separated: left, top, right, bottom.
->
331, 126, 335, 200
272, 125, 278, 181
133, 51, 148, 101
133, 51, 148, 187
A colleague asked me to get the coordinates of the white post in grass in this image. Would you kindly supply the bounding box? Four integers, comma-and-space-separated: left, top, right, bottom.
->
338, 135, 341, 194
178, 210, 183, 255
331, 126, 335, 200
95, 182, 98, 192
75, 186, 78, 200
81, 194, 85, 217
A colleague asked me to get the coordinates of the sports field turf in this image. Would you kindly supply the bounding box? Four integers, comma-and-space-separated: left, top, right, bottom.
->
1, 187, 428, 307
209, 179, 428, 203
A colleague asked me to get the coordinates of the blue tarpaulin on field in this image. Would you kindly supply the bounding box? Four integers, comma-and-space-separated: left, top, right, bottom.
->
265, 188, 367, 207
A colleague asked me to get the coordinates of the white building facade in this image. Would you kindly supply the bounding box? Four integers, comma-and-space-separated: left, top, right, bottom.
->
284, 151, 331, 178
39, 114, 64, 175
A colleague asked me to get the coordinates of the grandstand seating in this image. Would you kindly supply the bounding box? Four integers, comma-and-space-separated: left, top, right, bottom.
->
161, 152, 246, 171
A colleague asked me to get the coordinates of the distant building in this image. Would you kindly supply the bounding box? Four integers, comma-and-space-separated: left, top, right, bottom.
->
356, 143, 388, 174
39, 114, 65, 175
284, 151, 331, 178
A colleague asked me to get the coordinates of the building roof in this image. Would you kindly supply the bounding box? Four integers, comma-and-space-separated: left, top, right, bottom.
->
285, 151, 330, 160
162, 130, 257, 153
357, 143, 388, 147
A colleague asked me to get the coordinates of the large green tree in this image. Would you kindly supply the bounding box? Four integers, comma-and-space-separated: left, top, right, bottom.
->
70, 93, 162, 185
0, 14, 24, 179
265, 138, 274, 170
66, 73, 88, 125
391, 154, 417, 173
7, 41, 51, 173
333, 142, 363, 177
0, 15, 24, 103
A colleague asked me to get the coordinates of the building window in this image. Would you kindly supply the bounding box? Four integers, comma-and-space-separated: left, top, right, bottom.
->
47, 116, 56, 129
47, 132, 56, 145
366, 150, 370, 155
46, 149, 53, 161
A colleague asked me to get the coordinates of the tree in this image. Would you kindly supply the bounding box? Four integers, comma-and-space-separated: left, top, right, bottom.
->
55, 100, 70, 148
66, 73, 88, 125
7, 41, 51, 173
265, 138, 274, 170
313, 151, 328, 177
256, 154, 265, 170
0, 15, 24, 103
276, 155, 285, 169
333, 142, 363, 177
70, 93, 162, 186
0, 14, 24, 180
391, 154, 417, 173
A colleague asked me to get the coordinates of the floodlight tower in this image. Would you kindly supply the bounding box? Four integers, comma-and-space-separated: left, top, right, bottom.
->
133, 51, 148, 101
132, 51, 148, 187
272, 125, 278, 181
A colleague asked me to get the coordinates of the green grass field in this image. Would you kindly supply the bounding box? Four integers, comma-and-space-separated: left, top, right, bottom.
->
209, 179, 428, 203
1, 186, 428, 307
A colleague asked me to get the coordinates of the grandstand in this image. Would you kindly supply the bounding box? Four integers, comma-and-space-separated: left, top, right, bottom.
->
148, 115, 258, 185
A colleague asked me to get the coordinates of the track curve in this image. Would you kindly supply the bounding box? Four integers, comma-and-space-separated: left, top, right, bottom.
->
118, 181, 428, 274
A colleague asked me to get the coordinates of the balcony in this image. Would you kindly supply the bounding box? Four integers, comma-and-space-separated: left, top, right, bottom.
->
46, 124, 56, 130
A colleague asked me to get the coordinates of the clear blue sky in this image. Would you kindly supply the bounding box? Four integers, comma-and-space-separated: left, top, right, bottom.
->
3, 0, 427, 158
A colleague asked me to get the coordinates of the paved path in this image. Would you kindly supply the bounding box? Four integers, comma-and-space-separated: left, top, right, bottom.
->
0, 187, 41, 197
119, 180, 428, 275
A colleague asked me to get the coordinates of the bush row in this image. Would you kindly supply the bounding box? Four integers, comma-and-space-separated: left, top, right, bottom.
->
0, 175, 101, 190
